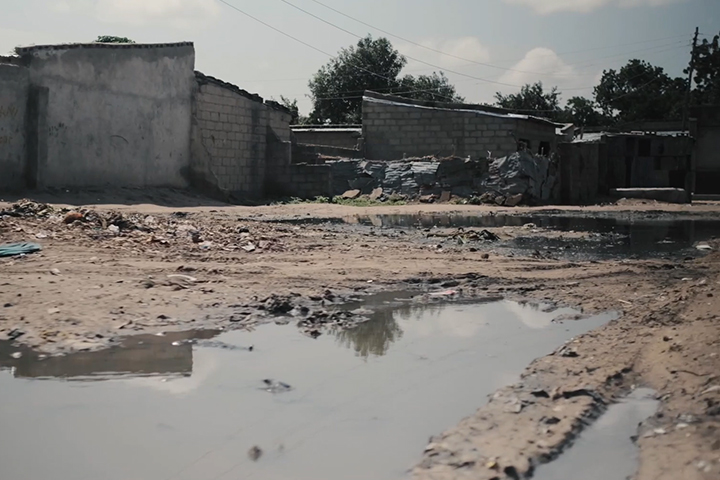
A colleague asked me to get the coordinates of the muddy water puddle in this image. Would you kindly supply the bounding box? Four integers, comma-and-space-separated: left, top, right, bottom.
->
0, 300, 615, 480
534, 388, 659, 480
278, 213, 720, 259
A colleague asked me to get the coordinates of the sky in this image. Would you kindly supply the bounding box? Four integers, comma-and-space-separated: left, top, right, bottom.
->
1, 0, 718, 115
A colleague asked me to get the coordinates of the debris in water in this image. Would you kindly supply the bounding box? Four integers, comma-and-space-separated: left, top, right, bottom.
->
10, 352, 22, 359
248, 446, 263, 461
429, 290, 457, 297
263, 379, 293, 394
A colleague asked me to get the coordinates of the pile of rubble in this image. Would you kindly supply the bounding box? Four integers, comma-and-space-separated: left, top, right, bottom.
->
0, 200, 288, 256
328, 152, 558, 206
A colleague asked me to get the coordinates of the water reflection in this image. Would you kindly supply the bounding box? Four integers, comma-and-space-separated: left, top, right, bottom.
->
0, 330, 219, 381
333, 303, 449, 359
333, 300, 571, 359
280, 214, 720, 259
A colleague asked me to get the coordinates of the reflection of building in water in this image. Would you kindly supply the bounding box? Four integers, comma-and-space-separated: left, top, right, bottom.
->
0, 330, 219, 381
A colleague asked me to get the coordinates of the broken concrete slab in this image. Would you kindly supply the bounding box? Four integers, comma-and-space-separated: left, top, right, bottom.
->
610, 188, 690, 204
341, 189, 361, 200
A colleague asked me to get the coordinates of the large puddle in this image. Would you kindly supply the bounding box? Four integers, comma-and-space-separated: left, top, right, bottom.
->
0, 300, 615, 480
276, 213, 720, 259
534, 388, 659, 480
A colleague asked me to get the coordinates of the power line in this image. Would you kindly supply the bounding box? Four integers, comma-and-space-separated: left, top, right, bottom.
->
277, 0, 692, 92
216, 0, 461, 102
306, 0, 691, 76
276, 0, 524, 88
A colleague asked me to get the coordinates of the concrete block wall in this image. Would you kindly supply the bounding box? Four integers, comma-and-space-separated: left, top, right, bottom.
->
559, 142, 599, 204
190, 75, 293, 199
363, 94, 557, 161
17, 42, 196, 188
0, 64, 29, 190
291, 128, 361, 149
192, 81, 268, 197
270, 164, 332, 199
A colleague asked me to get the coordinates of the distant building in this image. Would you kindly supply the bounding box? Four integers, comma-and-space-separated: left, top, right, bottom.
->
691, 105, 720, 195
361, 91, 562, 161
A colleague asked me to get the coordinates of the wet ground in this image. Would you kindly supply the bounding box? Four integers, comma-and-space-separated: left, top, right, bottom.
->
534, 388, 659, 480
269, 213, 720, 260
0, 299, 615, 480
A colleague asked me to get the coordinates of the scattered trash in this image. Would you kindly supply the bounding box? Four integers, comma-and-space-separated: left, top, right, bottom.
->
166, 274, 197, 289
35, 232, 48, 239
242, 243, 257, 253
701, 385, 720, 395
0, 242, 42, 258
50, 268, 61, 276
7, 329, 24, 340
63, 212, 84, 224
429, 290, 457, 297
262, 379, 293, 394
696, 244, 713, 251
47, 308, 60, 315
107, 225, 120, 234
10, 352, 22, 359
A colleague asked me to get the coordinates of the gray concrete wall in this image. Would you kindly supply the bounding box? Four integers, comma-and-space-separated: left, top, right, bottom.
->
362, 94, 557, 161
190, 75, 292, 199
0, 64, 29, 190
559, 142, 599, 204
18, 43, 195, 188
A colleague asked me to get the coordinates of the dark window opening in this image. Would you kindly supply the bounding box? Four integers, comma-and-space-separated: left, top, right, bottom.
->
638, 139, 652, 156
538, 141, 551, 156
654, 158, 662, 170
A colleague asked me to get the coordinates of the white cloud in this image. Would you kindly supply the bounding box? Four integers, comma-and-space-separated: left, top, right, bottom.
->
499, 47, 577, 85
503, 0, 686, 14
496, 47, 598, 100
400, 36, 491, 71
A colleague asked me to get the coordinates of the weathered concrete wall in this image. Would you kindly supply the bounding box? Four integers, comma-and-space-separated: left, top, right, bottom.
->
267, 103, 292, 143
362, 92, 557, 161
18, 43, 195, 188
191, 78, 267, 198
0, 64, 29, 190
559, 142, 599, 204
190, 74, 292, 199
603, 134, 691, 190
692, 106, 720, 194
267, 163, 332, 199
291, 127, 361, 149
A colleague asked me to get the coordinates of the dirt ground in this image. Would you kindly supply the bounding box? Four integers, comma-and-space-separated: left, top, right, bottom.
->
0, 189, 719, 480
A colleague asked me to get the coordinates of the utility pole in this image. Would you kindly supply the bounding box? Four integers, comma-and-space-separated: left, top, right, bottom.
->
682, 27, 700, 131
682, 27, 699, 202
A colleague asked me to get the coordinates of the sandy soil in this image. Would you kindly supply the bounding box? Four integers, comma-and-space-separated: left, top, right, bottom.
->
0, 190, 719, 480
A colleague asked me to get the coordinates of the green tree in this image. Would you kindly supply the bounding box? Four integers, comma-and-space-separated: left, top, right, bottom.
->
562, 96, 607, 127
95, 36, 135, 44
277, 96, 308, 124
690, 32, 720, 105
308, 36, 462, 124
309, 36, 406, 124
397, 72, 464, 103
494, 82, 563, 121
593, 59, 685, 123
